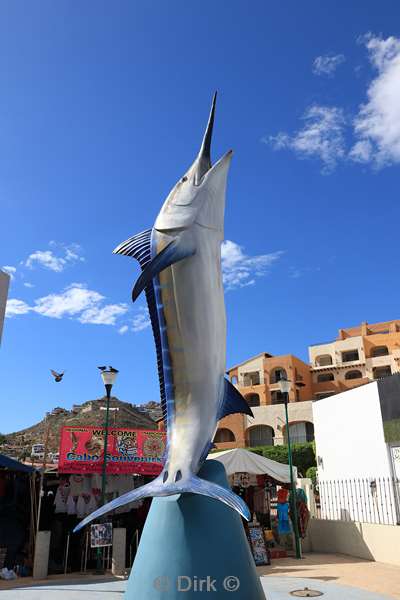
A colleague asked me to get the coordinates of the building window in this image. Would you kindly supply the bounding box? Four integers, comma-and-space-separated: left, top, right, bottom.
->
341, 350, 359, 362
345, 370, 362, 380
271, 391, 285, 405
317, 372, 334, 382
371, 346, 389, 357
314, 392, 334, 400
245, 393, 260, 407
373, 366, 392, 380
270, 367, 287, 384
315, 355, 333, 366
284, 422, 314, 444
214, 428, 235, 443
246, 425, 274, 447
242, 371, 260, 386
231, 375, 238, 384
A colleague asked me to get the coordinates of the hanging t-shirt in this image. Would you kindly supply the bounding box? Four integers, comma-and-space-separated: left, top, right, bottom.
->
253, 488, 266, 513
277, 502, 291, 534
69, 475, 84, 497
91, 474, 102, 495
277, 488, 289, 503
54, 481, 70, 514
86, 494, 98, 515
66, 494, 77, 515
76, 495, 86, 519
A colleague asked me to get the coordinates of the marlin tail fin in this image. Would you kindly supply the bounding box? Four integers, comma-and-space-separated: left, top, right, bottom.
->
73, 473, 250, 532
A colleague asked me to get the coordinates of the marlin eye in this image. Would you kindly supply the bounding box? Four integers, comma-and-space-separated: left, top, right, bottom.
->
181, 176, 188, 182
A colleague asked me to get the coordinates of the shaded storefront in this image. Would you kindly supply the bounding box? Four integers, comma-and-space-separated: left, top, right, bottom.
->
0, 454, 36, 575
37, 426, 166, 574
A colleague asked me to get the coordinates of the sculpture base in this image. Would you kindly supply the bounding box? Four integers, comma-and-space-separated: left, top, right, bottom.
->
125, 460, 266, 599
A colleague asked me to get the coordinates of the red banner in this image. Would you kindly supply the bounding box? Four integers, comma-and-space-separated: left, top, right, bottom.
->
58, 426, 166, 475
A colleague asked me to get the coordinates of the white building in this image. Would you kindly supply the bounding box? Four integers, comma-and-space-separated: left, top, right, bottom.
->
313, 376, 400, 524
0, 270, 10, 345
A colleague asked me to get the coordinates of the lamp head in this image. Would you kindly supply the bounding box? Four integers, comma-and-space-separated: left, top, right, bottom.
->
100, 369, 118, 387
277, 376, 291, 395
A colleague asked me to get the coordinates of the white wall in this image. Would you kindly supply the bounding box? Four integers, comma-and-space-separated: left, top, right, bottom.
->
313, 381, 391, 479
307, 519, 400, 566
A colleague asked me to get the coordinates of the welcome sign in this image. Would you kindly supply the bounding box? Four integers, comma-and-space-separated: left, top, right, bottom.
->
58, 425, 166, 475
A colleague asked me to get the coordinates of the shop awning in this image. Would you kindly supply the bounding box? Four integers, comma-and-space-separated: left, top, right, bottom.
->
207, 448, 297, 483
0, 453, 35, 473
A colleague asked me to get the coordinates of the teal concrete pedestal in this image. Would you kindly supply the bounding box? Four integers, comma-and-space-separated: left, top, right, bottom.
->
125, 460, 266, 599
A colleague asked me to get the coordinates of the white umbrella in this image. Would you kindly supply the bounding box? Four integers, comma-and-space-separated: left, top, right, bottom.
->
207, 448, 297, 483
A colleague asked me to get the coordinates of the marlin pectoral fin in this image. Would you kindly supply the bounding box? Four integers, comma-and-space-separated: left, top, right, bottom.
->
132, 237, 196, 301
217, 379, 254, 420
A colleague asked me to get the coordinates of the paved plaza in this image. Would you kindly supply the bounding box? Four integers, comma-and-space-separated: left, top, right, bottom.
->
0, 554, 398, 599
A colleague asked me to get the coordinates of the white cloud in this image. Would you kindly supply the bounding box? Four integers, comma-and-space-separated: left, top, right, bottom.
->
290, 268, 302, 279
23, 282, 35, 288
313, 54, 345, 76
33, 284, 103, 318
2, 266, 16, 280
132, 307, 151, 332
351, 34, 400, 167
79, 304, 128, 325
5, 283, 127, 328
118, 325, 129, 335
349, 139, 373, 163
267, 105, 346, 173
25, 243, 84, 272
221, 240, 284, 291
26, 250, 66, 272
5, 299, 31, 317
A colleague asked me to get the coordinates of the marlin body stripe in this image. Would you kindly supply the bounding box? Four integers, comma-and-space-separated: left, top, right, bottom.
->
74, 94, 253, 533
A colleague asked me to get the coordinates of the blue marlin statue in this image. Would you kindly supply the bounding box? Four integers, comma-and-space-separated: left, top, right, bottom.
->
74, 94, 253, 533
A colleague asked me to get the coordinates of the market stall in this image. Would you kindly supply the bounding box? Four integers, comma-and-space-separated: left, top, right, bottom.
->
208, 448, 308, 562
37, 425, 166, 574
0, 454, 37, 578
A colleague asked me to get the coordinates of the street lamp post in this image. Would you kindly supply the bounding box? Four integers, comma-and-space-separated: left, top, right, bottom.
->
277, 376, 302, 559
95, 366, 118, 573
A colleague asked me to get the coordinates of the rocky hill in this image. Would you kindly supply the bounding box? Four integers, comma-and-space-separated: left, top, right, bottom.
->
2, 397, 161, 459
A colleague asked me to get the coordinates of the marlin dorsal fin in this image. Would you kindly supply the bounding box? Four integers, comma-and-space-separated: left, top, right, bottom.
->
217, 379, 254, 420
113, 229, 152, 267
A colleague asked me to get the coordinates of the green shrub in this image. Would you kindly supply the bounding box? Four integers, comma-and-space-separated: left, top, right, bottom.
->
248, 442, 316, 477
306, 466, 317, 485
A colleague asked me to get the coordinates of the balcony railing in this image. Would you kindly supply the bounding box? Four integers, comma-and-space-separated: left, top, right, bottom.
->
239, 377, 265, 386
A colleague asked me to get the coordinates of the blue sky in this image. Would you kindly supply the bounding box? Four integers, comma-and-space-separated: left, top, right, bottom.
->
2, 1, 400, 433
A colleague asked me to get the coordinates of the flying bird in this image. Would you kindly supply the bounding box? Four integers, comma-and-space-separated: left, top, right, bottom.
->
50, 370, 64, 383
73, 93, 253, 535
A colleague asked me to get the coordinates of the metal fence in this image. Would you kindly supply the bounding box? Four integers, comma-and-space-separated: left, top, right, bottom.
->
315, 477, 400, 526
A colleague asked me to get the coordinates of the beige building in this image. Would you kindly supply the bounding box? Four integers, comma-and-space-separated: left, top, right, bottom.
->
215, 320, 400, 450
215, 352, 314, 450
0, 270, 10, 345
309, 320, 400, 400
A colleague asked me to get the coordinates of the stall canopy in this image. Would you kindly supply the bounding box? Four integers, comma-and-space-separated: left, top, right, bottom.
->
207, 448, 297, 483
0, 453, 35, 473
